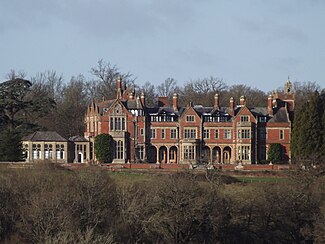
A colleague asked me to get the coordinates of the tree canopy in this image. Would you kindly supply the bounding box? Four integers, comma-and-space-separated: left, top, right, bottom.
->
0, 78, 55, 161
291, 91, 325, 164
94, 134, 115, 163
268, 143, 283, 163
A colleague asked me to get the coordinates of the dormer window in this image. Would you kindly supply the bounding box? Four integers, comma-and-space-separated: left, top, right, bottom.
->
259, 116, 267, 123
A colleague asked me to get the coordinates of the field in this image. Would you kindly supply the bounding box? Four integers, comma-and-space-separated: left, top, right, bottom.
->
0, 163, 323, 243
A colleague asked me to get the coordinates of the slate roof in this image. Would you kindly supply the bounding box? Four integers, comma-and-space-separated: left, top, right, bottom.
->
69, 136, 88, 142
22, 131, 67, 142
268, 107, 290, 123
250, 107, 268, 116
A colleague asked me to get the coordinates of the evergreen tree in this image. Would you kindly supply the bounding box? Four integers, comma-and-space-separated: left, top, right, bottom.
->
291, 91, 325, 164
268, 143, 283, 163
0, 78, 55, 161
0, 129, 22, 161
94, 134, 114, 163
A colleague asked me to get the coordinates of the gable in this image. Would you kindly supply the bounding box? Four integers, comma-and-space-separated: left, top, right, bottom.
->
107, 100, 129, 116
180, 106, 201, 123
233, 106, 256, 123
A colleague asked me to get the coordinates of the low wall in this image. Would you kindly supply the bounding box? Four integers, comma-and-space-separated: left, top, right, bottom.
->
107, 163, 189, 170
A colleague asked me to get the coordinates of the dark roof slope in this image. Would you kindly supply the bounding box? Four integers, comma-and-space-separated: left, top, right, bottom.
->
22, 131, 67, 142
269, 107, 289, 123
69, 136, 88, 142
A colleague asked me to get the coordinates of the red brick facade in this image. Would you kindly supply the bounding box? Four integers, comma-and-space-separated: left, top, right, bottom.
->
84, 78, 294, 165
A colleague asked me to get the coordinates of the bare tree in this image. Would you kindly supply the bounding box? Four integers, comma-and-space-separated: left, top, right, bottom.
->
89, 59, 136, 100
190, 76, 227, 94
293, 81, 321, 112
224, 84, 267, 107
56, 75, 88, 137
30, 71, 64, 102
5, 69, 27, 80
138, 81, 156, 107
180, 77, 227, 106
156, 77, 177, 97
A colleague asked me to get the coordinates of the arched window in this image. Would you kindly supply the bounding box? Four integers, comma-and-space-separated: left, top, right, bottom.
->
23, 144, 29, 159
33, 144, 41, 159
56, 144, 65, 159
44, 144, 53, 159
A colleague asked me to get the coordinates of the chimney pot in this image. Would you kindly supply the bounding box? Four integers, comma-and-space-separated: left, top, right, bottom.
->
214, 93, 219, 109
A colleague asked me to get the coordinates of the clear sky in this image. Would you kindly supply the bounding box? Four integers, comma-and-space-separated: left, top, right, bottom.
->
0, 0, 324, 92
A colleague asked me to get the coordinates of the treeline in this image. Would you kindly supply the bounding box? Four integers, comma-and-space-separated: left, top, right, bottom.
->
2, 60, 323, 139
0, 165, 324, 243
1, 60, 324, 163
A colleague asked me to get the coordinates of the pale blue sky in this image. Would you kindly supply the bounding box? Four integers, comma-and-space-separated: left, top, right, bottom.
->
0, 0, 324, 91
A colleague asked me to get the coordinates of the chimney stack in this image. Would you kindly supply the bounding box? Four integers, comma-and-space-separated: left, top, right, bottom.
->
239, 96, 246, 106
129, 91, 134, 100
140, 92, 145, 106
214, 94, 219, 109
229, 97, 235, 116
117, 76, 122, 99
173, 93, 178, 111
268, 94, 273, 115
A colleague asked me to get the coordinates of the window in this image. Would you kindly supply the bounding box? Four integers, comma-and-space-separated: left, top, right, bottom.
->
240, 116, 249, 122
203, 129, 210, 139
161, 129, 165, 139
139, 146, 144, 160
186, 115, 195, 122
32, 144, 41, 159
184, 145, 195, 160
259, 116, 267, 123
203, 116, 228, 122
238, 129, 250, 139
280, 130, 284, 140
140, 128, 144, 136
215, 129, 219, 139
56, 144, 65, 159
170, 129, 177, 139
110, 117, 126, 131
259, 128, 266, 140
150, 129, 156, 139
224, 129, 231, 139
90, 142, 93, 160
23, 144, 29, 159
170, 148, 176, 161
116, 140, 124, 159
238, 146, 250, 161
44, 144, 53, 159
184, 129, 196, 139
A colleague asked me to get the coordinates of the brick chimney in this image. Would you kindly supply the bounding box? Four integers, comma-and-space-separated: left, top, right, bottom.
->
229, 97, 235, 116
140, 92, 145, 106
239, 96, 246, 106
117, 76, 122, 99
268, 94, 273, 115
158, 96, 169, 107
173, 93, 178, 111
214, 93, 219, 109
129, 91, 134, 100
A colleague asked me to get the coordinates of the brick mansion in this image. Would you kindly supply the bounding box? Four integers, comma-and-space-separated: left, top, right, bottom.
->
23, 78, 294, 165
84, 78, 294, 165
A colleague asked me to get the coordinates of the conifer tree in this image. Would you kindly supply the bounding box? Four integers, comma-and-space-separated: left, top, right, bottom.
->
268, 143, 283, 163
291, 91, 325, 164
0, 129, 22, 161
94, 134, 114, 163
